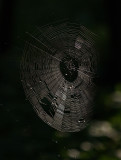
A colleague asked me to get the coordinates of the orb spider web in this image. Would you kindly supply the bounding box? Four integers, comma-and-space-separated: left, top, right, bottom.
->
20, 21, 98, 132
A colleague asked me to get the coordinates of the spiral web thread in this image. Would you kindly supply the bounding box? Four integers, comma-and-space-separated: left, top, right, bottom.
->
20, 21, 98, 132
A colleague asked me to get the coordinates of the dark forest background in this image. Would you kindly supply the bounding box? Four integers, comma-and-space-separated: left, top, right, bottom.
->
0, 0, 121, 160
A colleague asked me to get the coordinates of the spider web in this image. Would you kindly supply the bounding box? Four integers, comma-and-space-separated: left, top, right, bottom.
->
20, 21, 98, 132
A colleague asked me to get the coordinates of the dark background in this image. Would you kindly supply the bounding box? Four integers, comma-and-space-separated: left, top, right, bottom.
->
0, 0, 121, 160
